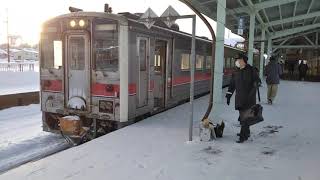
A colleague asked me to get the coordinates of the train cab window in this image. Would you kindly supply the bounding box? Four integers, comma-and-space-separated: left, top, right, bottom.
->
93, 20, 118, 72
40, 24, 62, 69
181, 53, 190, 70
206, 56, 212, 69
196, 55, 204, 70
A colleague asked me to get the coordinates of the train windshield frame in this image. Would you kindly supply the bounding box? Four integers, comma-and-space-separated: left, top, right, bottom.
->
93, 18, 119, 72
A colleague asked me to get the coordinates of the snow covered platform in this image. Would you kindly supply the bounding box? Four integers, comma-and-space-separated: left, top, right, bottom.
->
1, 81, 320, 180
0, 72, 39, 95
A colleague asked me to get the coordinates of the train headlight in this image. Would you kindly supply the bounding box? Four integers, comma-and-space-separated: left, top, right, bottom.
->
79, 19, 85, 27
70, 20, 76, 27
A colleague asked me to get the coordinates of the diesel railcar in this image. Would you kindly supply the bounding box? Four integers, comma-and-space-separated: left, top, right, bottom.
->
40, 10, 260, 140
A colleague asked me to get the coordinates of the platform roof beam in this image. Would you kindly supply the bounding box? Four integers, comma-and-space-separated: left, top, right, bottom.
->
264, 23, 320, 39
228, 0, 297, 15
273, 29, 320, 43
303, 0, 315, 26
273, 45, 320, 48
303, 35, 315, 46
258, 11, 320, 29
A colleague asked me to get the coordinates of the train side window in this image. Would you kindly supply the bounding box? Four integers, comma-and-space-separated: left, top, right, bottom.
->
226, 57, 231, 68
196, 55, 204, 70
139, 39, 147, 71
230, 57, 235, 68
154, 54, 161, 72
53, 41, 62, 69
94, 21, 118, 72
181, 53, 190, 70
206, 56, 212, 69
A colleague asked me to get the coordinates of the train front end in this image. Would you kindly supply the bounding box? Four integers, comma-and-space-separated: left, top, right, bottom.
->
40, 12, 129, 141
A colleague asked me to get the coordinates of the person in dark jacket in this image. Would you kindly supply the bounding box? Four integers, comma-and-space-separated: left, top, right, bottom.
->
298, 60, 309, 81
226, 53, 261, 143
265, 56, 282, 104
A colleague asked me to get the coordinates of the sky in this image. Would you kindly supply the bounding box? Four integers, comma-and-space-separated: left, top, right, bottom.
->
0, 0, 244, 45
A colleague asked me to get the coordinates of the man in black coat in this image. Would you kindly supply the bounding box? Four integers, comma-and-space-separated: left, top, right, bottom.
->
298, 61, 309, 81
226, 53, 261, 143
265, 56, 283, 104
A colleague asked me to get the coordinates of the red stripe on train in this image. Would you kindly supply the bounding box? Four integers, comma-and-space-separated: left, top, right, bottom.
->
172, 73, 211, 86
41, 80, 63, 92
91, 83, 137, 97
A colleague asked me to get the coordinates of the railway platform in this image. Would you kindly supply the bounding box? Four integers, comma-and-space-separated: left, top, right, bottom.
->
1, 80, 320, 180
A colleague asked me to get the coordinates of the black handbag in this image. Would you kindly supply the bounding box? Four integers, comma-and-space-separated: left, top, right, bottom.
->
240, 86, 264, 126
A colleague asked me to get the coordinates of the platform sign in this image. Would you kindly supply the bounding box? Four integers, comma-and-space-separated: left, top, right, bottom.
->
237, 17, 244, 36
140, 8, 158, 29
161, 6, 180, 28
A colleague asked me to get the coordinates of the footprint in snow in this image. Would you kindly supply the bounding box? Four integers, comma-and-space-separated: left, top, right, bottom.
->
261, 147, 276, 155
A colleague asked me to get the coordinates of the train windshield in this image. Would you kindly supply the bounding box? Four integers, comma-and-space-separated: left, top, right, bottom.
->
41, 21, 63, 69
93, 19, 119, 72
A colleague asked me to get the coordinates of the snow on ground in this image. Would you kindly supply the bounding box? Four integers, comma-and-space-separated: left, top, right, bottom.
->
0, 71, 39, 95
0, 104, 69, 173
1, 81, 320, 180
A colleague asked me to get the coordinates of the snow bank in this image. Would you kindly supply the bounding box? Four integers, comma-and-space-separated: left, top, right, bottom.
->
1, 81, 320, 180
0, 71, 39, 95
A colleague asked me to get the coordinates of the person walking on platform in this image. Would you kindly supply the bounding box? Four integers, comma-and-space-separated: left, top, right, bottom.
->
298, 60, 309, 81
225, 53, 261, 143
265, 56, 282, 105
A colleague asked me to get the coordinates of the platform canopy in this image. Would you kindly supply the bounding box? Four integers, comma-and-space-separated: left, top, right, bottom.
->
180, 0, 320, 51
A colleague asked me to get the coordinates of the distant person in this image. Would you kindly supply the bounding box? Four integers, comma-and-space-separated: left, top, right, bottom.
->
288, 63, 295, 77
265, 56, 282, 105
298, 60, 309, 81
226, 53, 261, 143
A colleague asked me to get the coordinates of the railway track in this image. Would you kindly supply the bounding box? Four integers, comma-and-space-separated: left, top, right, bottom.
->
0, 91, 39, 110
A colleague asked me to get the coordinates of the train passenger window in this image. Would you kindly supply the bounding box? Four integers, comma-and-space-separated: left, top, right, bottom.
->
154, 54, 161, 72
181, 53, 190, 70
53, 41, 62, 69
196, 55, 204, 70
94, 21, 118, 72
226, 57, 231, 68
206, 56, 212, 69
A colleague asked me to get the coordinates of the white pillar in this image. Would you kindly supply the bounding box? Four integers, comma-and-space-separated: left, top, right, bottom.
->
248, 12, 255, 65
267, 37, 272, 64
259, 28, 266, 79
212, 0, 226, 120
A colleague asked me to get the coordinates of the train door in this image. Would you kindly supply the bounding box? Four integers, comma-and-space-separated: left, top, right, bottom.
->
137, 37, 149, 107
154, 40, 167, 110
65, 34, 90, 110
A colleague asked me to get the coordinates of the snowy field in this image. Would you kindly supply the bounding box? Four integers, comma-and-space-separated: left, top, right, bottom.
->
0, 104, 69, 173
0, 71, 39, 95
1, 81, 320, 180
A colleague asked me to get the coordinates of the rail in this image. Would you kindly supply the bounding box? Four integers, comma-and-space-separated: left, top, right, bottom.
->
0, 91, 40, 110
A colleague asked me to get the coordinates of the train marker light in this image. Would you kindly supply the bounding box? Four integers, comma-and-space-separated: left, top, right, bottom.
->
70, 20, 76, 27
79, 19, 85, 27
